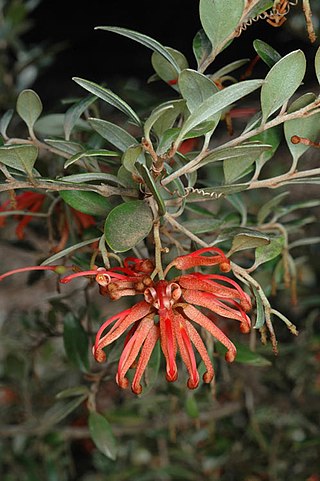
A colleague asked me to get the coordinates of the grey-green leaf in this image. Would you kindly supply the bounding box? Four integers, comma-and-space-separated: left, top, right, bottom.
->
223, 144, 272, 183
64, 148, 119, 169
64, 95, 97, 140
230, 231, 270, 254
176, 79, 263, 144
16, 89, 42, 134
104, 200, 153, 252
151, 47, 188, 89
253, 39, 281, 68
253, 237, 284, 269
88, 411, 117, 460
199, 0, 245, 55
73, 77, 141, 126
192, 29, 212, 69
284, 93, 320, 162
96, 26, 181, 74
63, 313, 89, 372
88, 118, 138, 152
261, 50, 306, 123
315, 46, 320, 84
0, 109, 14, 138
179, 68, 219, 113
0, 144, 38, 175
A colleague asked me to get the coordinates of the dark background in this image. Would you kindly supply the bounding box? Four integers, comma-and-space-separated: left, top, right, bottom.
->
23, 0, 319, 108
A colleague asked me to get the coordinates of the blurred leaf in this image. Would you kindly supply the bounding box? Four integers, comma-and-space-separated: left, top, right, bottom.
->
64, 148, 118, 169
199, 0, 244, 55
41, 237, 100, 266
182, 218, 223, 234
16, 89, 42, 134
253, 237, 284, 269
315, 45, 320, 84
257, 191, 289, 224
104, 200, 153, 252
64, 95, 97, 140
284, 93, 320, 163
261, 50, 306, 123
96, 26, 181, 73
73, 77, 141, 126
216, 342, 271, 366
151, 47, 188, 89
88, 411, 118, 460
185, 393, 199, 419
35, 114, 90, 137
63, 313, 89, 372
59, 190, 113, 216
41, 396, 87, 428
253, 39, 281, 68
0, 109, 14, 138
56, 385, 90, 399
0, 144, 38, 175
88, 117, 137, 152
176, 80, 263, 144
274, 199, 320, 219
230, 231, 270, 254
192, 29, 212, 69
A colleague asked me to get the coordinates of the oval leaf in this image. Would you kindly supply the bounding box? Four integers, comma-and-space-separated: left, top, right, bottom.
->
261, 50, 306, 123
199, 0, 244, 55
315, 46, 320, 84
60, 190, 113, 216
179, 68, 219, 113
104, 200, 153, 252
16, 89, 43, 134
253, 237, 284, 269
89, 411, 117, 460
0, 144, 38, 175
253, 39, 281, 68
63, 313, 89, 372
193, 29, 212, 69
151, 47, 188, 89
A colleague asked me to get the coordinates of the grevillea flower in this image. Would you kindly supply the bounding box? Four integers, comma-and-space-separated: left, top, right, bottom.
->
61, 248, 251, 394
0, 191, 95, 248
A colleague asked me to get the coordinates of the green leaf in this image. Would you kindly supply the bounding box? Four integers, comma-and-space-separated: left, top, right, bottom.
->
0, 144, 38, 175
16, 89, 42, 134
151, 47, 188, 89
144, 104, 174, 142
104, 200, 153, 252
284, 93, 320, 163
199, 0, 245, 55
216, 341, 271, 366
211, 58, 250, 80
315, 46, 320, 84
96, 26, 181, 74
253, 237, 284, 269
64, 95, 97, 140
179, 69, 219, 114
152, 99, 186, 137
63, 313, 89, 372
41, 237, 100, 266
247, 0, 273, 18
257, 191, 289, 224
64, 148, 119, 169
73, 77, 141, 126
135, 163, 166, 216
249, 125, 282, 169
223, 143, 272, 183
185, 393, 199, 419
0, 109, 14, 138
88, 117, 138, 152
196, 142, 271, 170
122, 144, 143, 174
192, 29, 212, 69
59, 190, 113, 216
181, 217, 222, 234
274, 199, 320, 219
253, 39, 281, 68
41, 396, 87, 428
261, 50, 306, 123
251, 285, 265, 329
60, 173, 124, 186
35, 114, 90, 137
229, 231, 270, 254
176, 79, 263, 144
56, 386, 90, 399
88, 411, 117, 460
44, 139, 83, 155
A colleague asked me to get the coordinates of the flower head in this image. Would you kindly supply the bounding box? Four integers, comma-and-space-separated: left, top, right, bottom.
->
61, 249, 251, 394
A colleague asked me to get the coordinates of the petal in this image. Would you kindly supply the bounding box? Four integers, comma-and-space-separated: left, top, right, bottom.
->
116, 316, 154, 390
182, 304, 237, 362
184, 319, 214, 384
94, 301, 152, 362
159, 309, 178, 382
172, 247, 230, 271
173, 312, 199, 389
131, 325, 159, 395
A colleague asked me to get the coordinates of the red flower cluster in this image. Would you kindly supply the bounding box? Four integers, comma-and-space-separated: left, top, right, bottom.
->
62, 248, 251, 394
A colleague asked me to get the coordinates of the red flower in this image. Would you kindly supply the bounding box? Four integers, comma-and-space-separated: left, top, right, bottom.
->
62, 248, 251, 394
